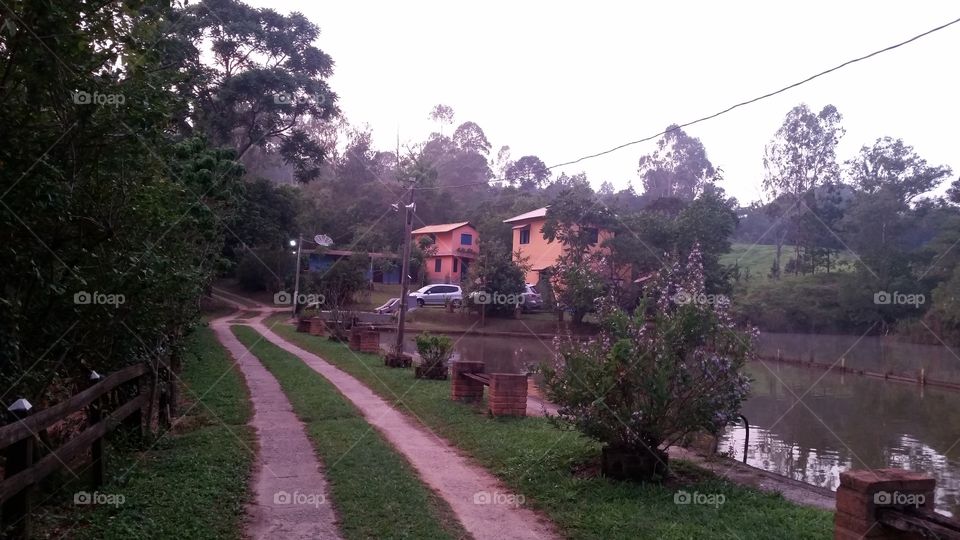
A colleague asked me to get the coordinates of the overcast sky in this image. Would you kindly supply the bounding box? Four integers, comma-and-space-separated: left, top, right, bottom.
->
248, 0, 959, 203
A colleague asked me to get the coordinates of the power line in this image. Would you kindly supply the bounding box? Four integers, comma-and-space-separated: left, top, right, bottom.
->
547, 15, 960, 170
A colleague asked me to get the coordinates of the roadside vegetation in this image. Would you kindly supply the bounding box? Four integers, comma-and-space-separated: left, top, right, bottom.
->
231, 326, 468, 540
264, 314, 833, 539
39, 327, 254, 539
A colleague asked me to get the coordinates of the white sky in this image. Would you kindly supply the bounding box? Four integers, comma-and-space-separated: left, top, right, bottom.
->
247, 0, 959, 203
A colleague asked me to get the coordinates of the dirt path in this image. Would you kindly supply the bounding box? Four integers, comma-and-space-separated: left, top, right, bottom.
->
211, 317, 342, 540
250, 316, 559, 540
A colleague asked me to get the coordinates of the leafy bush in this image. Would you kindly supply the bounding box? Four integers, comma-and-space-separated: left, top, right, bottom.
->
541, 247, 753, 479
414, 333, 453, 379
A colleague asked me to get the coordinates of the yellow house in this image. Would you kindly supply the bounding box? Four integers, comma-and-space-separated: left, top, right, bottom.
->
411, 221, 479, 284
504, 207, 618, 284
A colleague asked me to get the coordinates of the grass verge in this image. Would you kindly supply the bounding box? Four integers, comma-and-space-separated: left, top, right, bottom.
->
231, 325, 468, 540
264, 313, 833, 540
40, 325, 254, 539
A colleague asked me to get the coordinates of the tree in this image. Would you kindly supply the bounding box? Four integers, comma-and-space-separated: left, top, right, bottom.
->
541, 248, 753, 480
464, 239, 526, 316
429, 104, 455, 136
847, 137, 952, 206
637, 125, 716, 201
452, 121, 491, 155
763, 104, 844, 276
173, 0, 338, 181
505, 155, 551, 189
0, 0, 243, 400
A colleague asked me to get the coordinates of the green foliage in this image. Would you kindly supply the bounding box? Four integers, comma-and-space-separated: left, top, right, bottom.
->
637, 125, 716, 201
304, 253, 370, 308
542, 249, 753, 462
236, 248, 290, 292
464, 239, 526, 316
0, 1, 243, 400
173, 0, 339, 181
414, 333, 454, 371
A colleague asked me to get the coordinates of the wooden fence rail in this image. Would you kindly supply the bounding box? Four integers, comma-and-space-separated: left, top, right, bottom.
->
0, 363, 153, 539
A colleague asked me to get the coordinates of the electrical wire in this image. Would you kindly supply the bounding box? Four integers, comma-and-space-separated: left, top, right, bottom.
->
546, 15, 960, 170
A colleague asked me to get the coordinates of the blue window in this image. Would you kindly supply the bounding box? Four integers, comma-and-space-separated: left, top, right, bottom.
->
434, 258, 442, 272
519, 228, 530, 245
460, 233, 473, 245
453, 258, 459, 273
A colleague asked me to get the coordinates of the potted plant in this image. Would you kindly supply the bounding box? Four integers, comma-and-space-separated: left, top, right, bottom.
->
414, 332, 453, 379
541, 247, 753, 481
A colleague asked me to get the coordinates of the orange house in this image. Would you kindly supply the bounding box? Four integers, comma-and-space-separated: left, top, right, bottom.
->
411, 222, 479, 284
504, 207, 619, 284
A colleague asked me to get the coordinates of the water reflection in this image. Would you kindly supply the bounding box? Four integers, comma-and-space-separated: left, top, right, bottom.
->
720, 361, 960, 516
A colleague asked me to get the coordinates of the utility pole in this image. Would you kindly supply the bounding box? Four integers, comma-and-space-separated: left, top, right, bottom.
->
393, 180, 415, 357
291, 234, 302, 318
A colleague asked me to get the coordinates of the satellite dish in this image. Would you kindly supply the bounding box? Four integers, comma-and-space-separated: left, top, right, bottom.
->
314, 234, 333, 247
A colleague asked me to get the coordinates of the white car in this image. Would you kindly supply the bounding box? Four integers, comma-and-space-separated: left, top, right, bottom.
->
409, 284, 462, 307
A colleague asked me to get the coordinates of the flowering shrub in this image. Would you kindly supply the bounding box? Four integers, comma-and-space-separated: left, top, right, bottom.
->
541, 246, 753, 479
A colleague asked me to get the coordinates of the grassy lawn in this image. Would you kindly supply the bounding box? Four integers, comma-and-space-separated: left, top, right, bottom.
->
41, 326, 254, 539
263, 314, 833, 540
231, 325, 468, 540
722, 243, 854, 292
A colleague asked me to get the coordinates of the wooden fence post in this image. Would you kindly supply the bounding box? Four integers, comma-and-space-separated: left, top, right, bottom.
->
87, 371, 105, 489
121, 374, 144, 442
1, 399, 35, 539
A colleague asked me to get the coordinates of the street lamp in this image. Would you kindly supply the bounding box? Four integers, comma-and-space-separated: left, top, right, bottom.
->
291, 235, 303, 317
289, 234, 333, 317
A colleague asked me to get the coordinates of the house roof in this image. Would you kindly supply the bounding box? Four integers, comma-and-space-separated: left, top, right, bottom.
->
411, 221, 472, 234
503, 207, 548, 224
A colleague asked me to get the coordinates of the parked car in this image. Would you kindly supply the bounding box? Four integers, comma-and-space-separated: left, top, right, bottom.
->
521, 283, 543, 311
466, 283, 544, 312
409, 284, 462, 307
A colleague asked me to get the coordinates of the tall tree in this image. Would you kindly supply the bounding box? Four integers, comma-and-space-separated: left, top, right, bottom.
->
847, 137, 952, 205
173, 0, 338, 181
429, 104, 455, 136
505, 155, 551, 189
638, 125, 716, 201
763, 104, 844, 276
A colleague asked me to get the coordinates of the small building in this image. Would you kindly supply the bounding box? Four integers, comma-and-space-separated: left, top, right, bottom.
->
307, 250, 401, 284
411, 221, 479, 284
504, 206, 618, 284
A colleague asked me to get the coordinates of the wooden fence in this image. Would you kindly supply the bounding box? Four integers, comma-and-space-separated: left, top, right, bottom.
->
0, 361, 174, 539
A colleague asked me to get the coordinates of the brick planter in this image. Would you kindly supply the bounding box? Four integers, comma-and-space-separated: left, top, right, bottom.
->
308, 318, 326, 336
358, 329, 380, 354
488, 373, 527, 417
834, 469, 936, 539
450, 361, 485, 402
348, 327, 362, 351
296, 318, 311, 333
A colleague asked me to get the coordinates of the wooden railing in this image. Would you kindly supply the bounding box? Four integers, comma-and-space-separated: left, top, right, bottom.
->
0, 363, 153, 539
